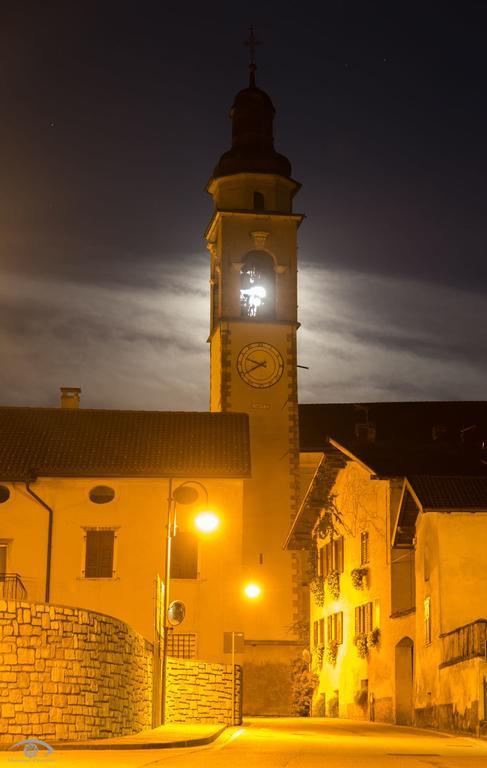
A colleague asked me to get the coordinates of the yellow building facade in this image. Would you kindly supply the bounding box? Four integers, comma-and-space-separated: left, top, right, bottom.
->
289, 402, 487, 734
0, 408, 250, 671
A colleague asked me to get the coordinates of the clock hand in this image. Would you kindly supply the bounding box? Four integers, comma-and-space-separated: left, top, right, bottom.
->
246, 360, 267, 374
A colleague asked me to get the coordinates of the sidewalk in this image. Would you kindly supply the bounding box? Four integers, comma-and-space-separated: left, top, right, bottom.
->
3, 723, 227, 752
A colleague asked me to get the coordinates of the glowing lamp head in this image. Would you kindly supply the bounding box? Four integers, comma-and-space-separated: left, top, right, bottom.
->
244, 583, 261, 599
195, 511, 220, 533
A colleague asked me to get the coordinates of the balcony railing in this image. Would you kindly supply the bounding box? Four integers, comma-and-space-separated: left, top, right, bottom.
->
0, 573, 28, 602
440, 619, 487, 668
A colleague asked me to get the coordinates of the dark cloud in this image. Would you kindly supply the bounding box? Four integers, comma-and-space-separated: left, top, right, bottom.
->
0, 2, 486, 407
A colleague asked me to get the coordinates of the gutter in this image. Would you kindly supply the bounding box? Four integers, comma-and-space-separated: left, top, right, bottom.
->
25, 481, 53, 603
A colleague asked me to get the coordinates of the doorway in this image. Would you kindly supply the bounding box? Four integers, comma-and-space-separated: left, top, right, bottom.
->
395, 636, 414, 725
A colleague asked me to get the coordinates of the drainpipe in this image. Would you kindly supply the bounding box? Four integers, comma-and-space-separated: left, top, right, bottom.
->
25, 481, 53, 603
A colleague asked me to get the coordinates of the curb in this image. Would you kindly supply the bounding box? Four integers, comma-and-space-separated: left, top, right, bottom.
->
2, 725, 227, 753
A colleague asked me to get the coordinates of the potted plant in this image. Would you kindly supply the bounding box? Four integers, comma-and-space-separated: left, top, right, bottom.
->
368, 627, 380, 647
327, 570, 340, 600
351, 567, 368, 590
312, 643, 324, 671
354, 632, 369, 658
324, 639, 338, 666
310, 575, 325, 608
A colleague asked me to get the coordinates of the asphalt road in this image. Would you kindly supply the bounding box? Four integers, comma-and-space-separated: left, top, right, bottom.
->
3, 718, 487, 767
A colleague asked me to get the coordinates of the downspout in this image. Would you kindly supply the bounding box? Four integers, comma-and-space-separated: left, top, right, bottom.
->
25, 481, 53, 603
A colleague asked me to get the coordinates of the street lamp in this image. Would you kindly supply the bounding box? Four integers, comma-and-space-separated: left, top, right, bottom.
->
244, 582, 262, 599
160, 479, 218, 724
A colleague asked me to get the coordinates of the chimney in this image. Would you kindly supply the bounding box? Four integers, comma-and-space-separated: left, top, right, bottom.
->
60, 387, 81, 410
355, 421, 376, 443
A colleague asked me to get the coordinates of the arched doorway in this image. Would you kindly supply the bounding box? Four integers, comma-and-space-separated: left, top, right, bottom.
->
395, 636, 414, 725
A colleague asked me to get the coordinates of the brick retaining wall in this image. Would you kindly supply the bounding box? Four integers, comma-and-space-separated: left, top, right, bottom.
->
166, 658, 242, 725
0, 601, 153, 743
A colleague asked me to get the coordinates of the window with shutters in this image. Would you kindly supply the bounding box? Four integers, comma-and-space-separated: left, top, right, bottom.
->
313, 620, 319, 647
318, 546, 324, 577
171, 531, 198, 579
0, 544, 7, 575
323, 536, 344, 576
319, 618, 325, 645
327, 611, 343, 644
84, 530, 115, 578
355, 602, 373, 635
360, 531, 369, 565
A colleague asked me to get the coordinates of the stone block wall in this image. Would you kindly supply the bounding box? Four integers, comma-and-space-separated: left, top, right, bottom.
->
166, 658, 242, 725
0, 601, 153, 743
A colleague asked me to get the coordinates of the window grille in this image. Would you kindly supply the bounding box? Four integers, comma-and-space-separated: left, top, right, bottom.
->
167, 632, 197, 659
360, 531, 369, 565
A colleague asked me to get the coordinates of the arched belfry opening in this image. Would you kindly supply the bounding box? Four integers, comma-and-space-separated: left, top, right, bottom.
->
240, 250, 275, 318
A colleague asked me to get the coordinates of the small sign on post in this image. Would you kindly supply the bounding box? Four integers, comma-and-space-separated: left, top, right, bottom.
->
223, 632, 244, 726
223, 631, 245, 654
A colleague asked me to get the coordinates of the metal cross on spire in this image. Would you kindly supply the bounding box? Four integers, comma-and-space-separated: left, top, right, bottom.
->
244, 25, 261, 88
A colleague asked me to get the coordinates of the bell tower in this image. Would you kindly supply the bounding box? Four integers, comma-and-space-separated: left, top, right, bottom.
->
205, 38, 305, 713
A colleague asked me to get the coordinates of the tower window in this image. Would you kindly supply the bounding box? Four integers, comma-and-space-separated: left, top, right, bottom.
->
253, 191, 265, 210
240, 250, 275, 319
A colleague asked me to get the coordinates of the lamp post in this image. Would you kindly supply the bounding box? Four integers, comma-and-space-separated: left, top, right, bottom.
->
160, 479, 218, 725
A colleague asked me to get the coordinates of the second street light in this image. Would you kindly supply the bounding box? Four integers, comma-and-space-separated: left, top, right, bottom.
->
160, 479, 219, 725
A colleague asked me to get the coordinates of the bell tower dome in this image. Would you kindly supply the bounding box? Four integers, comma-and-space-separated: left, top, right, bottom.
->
205, 34, 305, 715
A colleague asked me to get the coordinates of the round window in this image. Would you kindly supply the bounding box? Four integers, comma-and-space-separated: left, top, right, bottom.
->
0, 486, 10, 504
89, 485, 115, 504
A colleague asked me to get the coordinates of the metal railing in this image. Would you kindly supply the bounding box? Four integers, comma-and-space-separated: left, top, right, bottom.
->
440, 619, 487, 668
0, 573, 28, 602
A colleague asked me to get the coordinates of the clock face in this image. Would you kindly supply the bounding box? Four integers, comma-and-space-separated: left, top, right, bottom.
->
237, 342, 284, 388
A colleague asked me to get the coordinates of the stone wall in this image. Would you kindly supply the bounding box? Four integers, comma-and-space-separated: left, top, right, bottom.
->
166, 658, 242, 725
0, 601, 153, 743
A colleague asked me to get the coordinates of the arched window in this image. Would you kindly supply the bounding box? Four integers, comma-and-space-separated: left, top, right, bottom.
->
240, 250, 275, 318
253, 191, 265, 211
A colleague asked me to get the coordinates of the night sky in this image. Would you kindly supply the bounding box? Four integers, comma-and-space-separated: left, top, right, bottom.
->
1, 1, 486, 410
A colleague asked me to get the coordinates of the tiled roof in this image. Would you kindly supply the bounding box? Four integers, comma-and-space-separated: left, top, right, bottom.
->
299, 402, 487, 477
394, 475, 487, 547
0, 408, 250, 479
299, 401, 487, 451
408, 475, 487, 510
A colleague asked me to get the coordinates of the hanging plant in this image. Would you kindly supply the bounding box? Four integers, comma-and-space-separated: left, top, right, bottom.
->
316, 512, 334, 539
368, 627, 380, 647
310, 576, 325, 608
351, 567, 368, 590
312, 643, 324, 671
327, 570, 340, 600
354, 632, 368, 658
324, 639, 338, 666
